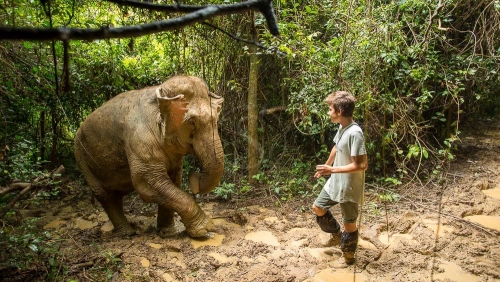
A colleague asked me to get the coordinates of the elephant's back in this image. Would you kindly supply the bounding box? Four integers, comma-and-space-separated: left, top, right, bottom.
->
79, 86, 157, 133
92, 86, 157, 121
74, 85, 158, 168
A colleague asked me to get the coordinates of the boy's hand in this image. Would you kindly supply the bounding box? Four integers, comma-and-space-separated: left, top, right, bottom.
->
315, 164, 331, 178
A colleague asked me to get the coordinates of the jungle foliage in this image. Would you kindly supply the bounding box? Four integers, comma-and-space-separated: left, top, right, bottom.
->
0, 0, 499, 198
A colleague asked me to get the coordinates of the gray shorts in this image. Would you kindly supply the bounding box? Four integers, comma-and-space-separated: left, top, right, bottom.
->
314, 188, 359, 224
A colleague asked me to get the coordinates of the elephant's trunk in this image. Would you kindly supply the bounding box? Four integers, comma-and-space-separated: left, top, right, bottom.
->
189, 136, 224, 194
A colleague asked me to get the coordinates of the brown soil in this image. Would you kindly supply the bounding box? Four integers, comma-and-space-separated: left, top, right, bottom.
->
1, 117, 500, 282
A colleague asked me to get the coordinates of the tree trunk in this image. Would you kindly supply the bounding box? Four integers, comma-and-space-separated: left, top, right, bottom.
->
247, 12, 259, 184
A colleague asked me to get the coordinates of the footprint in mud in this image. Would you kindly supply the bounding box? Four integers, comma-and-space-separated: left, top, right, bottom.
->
244, 230, 280, 246
323, 248, 342, 258
191, 233, 225, 249
378, 231, 418, 246
305, 247, 341, 262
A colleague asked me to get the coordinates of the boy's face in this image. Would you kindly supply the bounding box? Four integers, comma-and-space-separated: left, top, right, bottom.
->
328, 104, 342, 123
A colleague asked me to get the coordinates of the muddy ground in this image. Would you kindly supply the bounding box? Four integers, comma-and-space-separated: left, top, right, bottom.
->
1, 116, 500, 282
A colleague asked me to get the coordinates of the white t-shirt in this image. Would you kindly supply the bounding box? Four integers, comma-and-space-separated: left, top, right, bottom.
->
325, 122, 366, 204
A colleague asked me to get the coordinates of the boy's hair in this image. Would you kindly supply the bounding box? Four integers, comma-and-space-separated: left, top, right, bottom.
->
325, 91, 356, 118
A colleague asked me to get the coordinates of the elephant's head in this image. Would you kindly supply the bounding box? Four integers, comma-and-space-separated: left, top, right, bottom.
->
156, 76, 224, 195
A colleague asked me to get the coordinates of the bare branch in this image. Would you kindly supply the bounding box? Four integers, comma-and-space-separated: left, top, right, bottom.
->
202, 22, 285, 56
0, 183, 30, 197
0, 0, 279, 41
105, 0, 206, 13
259, 106, 287, 117
420, 0, 445, 47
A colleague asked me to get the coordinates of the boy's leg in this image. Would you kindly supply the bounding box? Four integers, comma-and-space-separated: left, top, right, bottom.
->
339, 202, 359, 264
313, 189, 341, 246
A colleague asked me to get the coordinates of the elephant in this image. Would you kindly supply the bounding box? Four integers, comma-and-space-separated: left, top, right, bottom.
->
74, 75, 224, 238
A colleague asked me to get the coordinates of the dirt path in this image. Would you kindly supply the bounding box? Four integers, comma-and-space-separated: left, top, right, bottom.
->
3, 116, 500, 282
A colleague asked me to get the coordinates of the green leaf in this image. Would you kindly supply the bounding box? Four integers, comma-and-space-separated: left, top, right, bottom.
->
23, 42, 32, 49
28, 244, 38, 252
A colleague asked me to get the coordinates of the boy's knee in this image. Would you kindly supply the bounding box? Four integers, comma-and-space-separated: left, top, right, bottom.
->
343, 222, 357, 233
312, 204, 327, 216
315, 210, 340, 233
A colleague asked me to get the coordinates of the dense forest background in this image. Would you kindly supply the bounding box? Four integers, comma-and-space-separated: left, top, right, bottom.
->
1, 0, 499, 202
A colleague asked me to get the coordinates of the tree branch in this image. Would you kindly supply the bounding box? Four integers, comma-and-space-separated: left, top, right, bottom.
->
105, 0, 207, 13
202, 22, 285, 56
0, 182, 30, 197
0, 0, 279, 41
106, 0, 279, 35
259, 106, 287, 117
420, 0, 445, 47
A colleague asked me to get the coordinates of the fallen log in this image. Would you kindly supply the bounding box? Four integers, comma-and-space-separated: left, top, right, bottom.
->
0, 183, 30, 197
0, 165, 65, 219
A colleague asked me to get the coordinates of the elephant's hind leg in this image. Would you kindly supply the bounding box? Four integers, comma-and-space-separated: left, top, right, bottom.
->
157, 206, 177, 236
81, 166, 135, 236
96, 190, 135, 236
157, 206, 175, 228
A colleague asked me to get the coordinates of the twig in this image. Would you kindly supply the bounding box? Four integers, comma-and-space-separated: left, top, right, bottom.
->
106, 0, 221, 13
372, 185, 499, 237
71, 261, 94, 270
83, 268, 95, 282
202, 22, 286, 56
410, 200, 499, 237
420, 0, 445, 48
68, 233, 89, 257
55, 253, 66, 279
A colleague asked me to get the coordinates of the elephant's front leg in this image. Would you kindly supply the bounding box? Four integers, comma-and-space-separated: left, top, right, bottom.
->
166, 165, 214, 237
134, 174, 213, 238
158, 187, 213, 238
180, 202, 214, 237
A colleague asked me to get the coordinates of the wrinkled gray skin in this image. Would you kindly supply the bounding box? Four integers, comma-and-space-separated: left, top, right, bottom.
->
74, 75, 224, 237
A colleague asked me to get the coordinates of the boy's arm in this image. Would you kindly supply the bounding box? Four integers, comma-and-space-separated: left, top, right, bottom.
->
325, 145, 337, 165
314, 145, 337, 178
340, 154, 368, 172
316, 154, 368, 175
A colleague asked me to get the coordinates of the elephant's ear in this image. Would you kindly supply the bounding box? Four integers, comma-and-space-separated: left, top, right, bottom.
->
156, 87, 189, 131
209, 92, 224, 113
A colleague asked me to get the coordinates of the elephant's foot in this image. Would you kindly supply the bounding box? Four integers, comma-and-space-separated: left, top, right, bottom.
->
112, 224, 136, 237
158, 225, 179, 237
183, 214, 214, 238
157, 216, 178, 237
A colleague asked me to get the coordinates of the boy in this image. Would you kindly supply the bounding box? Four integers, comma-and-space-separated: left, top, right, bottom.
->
313, 91, 368, 265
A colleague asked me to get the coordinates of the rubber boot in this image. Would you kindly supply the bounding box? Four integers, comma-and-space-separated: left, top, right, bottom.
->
321, 231, 342, 247
316, 210, 341, 247
340, 230, 358, 265
315, 210, 340, 233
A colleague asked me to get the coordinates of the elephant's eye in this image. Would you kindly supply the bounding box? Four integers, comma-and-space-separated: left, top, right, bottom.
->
189, 118, 196, 129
